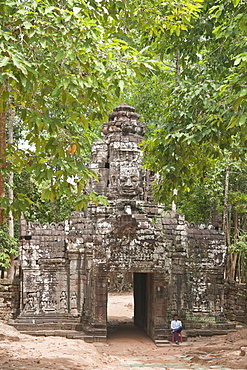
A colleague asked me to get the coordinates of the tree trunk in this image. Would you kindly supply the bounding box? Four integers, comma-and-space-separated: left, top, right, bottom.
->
172, 50, 180, 209
223, 164, 236, 280
175, 50, 180, 82
242, 213, 247, 231
7, 101, 15, 281
8, 101, 14, 237
223, 164, 229, 245
172, 188, 178, 213
0, 110, 6, 226
227, 252, 238, 281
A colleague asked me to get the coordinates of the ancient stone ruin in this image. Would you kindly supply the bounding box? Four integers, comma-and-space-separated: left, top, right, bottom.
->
14, 103, 235, 343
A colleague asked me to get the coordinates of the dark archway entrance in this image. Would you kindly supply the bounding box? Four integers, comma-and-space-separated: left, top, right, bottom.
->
107, 272, 154, 337
134, 272, 154, 338
93, 269, 169, 343
134, 272, 147, 330
105, 272, 167, 342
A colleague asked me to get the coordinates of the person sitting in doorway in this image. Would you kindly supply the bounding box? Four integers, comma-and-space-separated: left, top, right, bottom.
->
171, 314, 183, 345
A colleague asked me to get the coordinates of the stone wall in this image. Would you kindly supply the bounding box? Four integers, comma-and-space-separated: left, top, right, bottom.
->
159, 213, 226, 324
0, 279, 19, 321
224, 281, 247, 324
19, 220, 85, 317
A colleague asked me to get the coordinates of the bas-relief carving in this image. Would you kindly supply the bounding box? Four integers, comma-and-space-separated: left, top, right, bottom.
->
59, 291, 68, 311
70, 292, 77, 312
40, 295, 57, 312
171, 292, 178, 312
215, 295, 222, 313
23, 292, 40, 313
23, 290, 70, 314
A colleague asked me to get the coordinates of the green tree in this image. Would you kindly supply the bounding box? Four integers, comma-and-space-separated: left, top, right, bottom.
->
0, 222, 18, 270
0, 0, 204, 225
141, 0, 247, 202
177, 155, 247, 282
13, 170, 73, 224
123, 0, 247, 282
229, 233, 247, 283
0, 0, 138, 223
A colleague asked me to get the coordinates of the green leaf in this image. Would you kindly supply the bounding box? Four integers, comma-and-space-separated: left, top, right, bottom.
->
0, 56, 10, 67
238, 115, 246, 126
239, 88, 247, 98
12, 55, 27, 74
233, 0, 240, 7
55, 50, 65, 62
41, 189, 51, 201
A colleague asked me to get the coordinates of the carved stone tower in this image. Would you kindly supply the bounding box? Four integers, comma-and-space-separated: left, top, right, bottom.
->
15, 103, 233, 343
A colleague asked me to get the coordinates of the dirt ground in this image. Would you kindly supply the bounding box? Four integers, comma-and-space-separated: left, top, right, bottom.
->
0, 292, 246, 370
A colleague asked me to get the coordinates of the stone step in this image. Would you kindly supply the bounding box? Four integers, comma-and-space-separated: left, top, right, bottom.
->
11, 322, 84, 332
20, 330, 72, 337
12, 315, 80, 324
83, 336, 94, 343
155, 339, 171, 347
155, 332, 188, 342
84, 326, 107, 336
67, 333, 87, 340
19, 329, 106, 343
92, 335, 107, 342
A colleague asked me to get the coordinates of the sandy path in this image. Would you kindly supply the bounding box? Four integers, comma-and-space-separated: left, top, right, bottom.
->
0, 293, 246, 370
107, 292, 134, 321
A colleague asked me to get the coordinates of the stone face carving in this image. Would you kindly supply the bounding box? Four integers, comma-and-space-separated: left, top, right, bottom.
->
17, 103, 230, 342
118, 166, 142, 197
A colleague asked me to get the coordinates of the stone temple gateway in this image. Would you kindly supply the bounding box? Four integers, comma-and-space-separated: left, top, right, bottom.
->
15, 104, 234, 343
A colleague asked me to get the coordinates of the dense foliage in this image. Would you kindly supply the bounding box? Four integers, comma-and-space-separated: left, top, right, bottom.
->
0, 223, 18, 269
0, 0, 203, 221
13, 171, 73, 224
123, 0, 247, 281
141, 0, 247, 201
